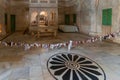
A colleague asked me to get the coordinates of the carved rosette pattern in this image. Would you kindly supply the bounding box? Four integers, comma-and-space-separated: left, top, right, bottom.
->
47, 53, 106, 80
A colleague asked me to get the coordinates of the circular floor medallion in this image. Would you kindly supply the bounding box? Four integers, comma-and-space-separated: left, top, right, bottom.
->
47, 53, 106, 80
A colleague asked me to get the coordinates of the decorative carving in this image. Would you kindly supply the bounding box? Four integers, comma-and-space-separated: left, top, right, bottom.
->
29, 0, 58, 37
47, 53, 106, 80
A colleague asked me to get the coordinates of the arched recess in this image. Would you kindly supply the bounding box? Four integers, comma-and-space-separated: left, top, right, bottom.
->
39, 11, 48, 25
31, 11, 38, 25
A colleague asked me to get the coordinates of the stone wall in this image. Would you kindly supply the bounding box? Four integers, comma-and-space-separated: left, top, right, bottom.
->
9, 6, 29, 31
90, 0, 120, 35
0, 0, 29, 32
75, 0, 120, 35
100, 0, 119, 34
58, 0, 93, 34
58, 6, 76, 25
1, 0, 120, 36
58, 0, 94, 34
96, 0, 120, 43
78, 0, 92, 34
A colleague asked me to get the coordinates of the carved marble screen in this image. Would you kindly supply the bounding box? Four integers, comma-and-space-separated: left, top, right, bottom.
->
30, 8, 58, 27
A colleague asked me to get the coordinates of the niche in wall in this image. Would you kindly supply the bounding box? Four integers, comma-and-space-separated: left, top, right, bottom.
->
39, 11, 48, 26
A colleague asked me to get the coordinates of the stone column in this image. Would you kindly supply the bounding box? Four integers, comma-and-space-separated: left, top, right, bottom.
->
88, 0, 102, 36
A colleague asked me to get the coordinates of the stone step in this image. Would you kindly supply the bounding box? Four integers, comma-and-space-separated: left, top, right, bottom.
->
113, 36, 120, 43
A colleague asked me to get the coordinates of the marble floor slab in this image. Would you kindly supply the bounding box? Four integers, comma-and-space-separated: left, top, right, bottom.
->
0, 32, 120, 80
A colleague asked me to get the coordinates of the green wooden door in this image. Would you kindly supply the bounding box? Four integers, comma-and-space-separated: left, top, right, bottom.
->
11, 15, 16, 32
73, 14, 76, 24
65, 14, 70, 25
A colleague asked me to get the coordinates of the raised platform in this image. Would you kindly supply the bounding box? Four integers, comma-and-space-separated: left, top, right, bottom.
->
29, 26, 57, 37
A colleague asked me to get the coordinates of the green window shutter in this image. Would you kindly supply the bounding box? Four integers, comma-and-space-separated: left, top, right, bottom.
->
102, 9, 107, 25
107, 9, 112, 25
102, 8, 112, 26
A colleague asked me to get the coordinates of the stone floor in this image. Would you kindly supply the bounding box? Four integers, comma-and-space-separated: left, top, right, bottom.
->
0, 32, 120, 80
